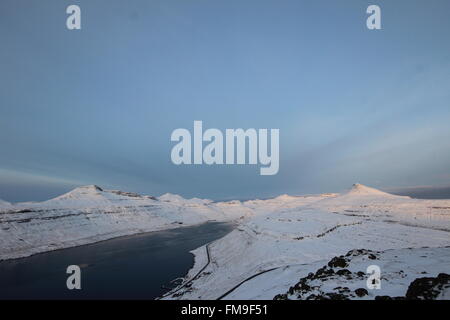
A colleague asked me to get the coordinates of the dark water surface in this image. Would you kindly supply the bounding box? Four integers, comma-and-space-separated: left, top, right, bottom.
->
0, 222, 234, 299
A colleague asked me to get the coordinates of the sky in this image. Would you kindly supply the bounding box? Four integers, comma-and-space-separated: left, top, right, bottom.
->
1, 0, 450, 202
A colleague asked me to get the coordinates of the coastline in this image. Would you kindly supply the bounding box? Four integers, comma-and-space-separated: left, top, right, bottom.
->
0, 220, 235, 262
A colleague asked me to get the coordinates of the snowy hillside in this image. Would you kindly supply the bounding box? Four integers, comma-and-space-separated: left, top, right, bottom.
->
163, 184, 450, 300
0, 199, 12, 210
272, 247, 450, 300
2, 183, 449, 299
0, 185, 251, 260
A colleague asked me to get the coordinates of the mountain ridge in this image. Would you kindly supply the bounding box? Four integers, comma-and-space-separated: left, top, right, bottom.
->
5, 183, 402, 208
346, 183, 399, 197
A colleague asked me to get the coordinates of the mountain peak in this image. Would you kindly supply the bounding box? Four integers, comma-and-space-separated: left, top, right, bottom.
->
348, 183, 391, 196
48, 185, 106, 203
158, 193, 187, 202
77, 185, 103, 192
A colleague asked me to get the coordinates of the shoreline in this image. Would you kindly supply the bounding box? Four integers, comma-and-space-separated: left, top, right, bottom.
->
0, 220, 236, 263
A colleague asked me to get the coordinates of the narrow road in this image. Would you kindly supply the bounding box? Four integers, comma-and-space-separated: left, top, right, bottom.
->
162, 242, 281, 300
216, 267, 280, 300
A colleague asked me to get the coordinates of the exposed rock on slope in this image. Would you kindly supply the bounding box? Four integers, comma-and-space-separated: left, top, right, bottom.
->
164, 185, 450, 300
274, 247, 450, 300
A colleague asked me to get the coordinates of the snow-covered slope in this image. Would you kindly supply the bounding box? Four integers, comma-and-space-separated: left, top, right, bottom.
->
2, 183, 450, 299
0, 199, 12, 211
232, 247, 450, 300
163, 184, 450, 300
0, 186, 251, 260
345, 183, 397, 197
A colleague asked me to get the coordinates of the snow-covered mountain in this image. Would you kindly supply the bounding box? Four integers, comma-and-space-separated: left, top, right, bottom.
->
0, 186, 251, 260
2, 183, 449, 299
162, 184, 450, 300
158, 193, 213, 205
346, 183, 397, 197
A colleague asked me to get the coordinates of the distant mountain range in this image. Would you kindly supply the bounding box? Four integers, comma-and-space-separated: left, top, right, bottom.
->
2, 183, 450, 300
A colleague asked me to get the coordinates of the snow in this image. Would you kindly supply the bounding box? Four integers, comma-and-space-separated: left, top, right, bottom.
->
0, 186, 251, 260
158, 193, 213, 205
0, 199, 12, 210
2, 183, 449, 300
163, 184, 450, 300
346, 183, 398, 197
158, 193, 189, 203
225, 247, 450, 300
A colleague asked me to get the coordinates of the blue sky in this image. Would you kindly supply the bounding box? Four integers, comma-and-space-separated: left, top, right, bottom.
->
1, 0, 450, 202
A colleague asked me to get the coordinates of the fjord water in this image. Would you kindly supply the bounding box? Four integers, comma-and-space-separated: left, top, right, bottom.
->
0, 222, 234, 299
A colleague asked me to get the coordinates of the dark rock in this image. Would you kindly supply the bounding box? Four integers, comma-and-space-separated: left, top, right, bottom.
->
325, 293, 349, 300
345, 249, 372, 257
314, 266, 335, 279
306, 294, 325, 300
293, 280, 311, 292
328, 256, 348, 268
405, 273, 450, 300
355, 288, 368, 297
336, 269, 352, 276
375, 295, 393, 300
333, 286, 350, 294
